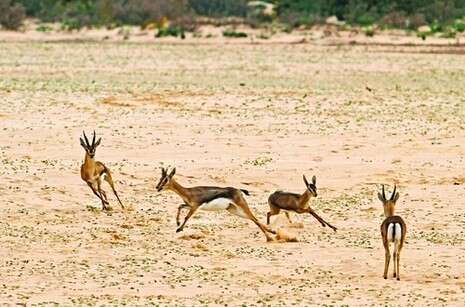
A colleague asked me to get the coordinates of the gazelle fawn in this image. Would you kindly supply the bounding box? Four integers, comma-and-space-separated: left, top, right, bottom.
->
267, 175, 337, 232
80, 131, 124, 211
378, 184, 406, 280
156, 167, 276, 242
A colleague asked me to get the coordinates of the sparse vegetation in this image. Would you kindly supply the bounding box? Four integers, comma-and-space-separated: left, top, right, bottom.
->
1, 0, 465, 33
222, 28, 248, 38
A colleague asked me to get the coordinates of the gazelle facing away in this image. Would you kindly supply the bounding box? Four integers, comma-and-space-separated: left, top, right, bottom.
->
156, 167, 276, 242
267, 175, 337, 232
378, 184, 406, 280
80, 131, 124, 211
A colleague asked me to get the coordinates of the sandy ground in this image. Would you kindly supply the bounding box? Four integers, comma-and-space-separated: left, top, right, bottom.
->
1, 28, 465, 305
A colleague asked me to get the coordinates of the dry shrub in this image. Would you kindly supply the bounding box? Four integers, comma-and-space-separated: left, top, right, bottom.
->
0, 0, 25, 30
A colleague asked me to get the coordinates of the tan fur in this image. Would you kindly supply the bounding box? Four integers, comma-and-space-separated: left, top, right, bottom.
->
267, 175, 337, 232
156, 167, 275, 242
80, 131, 124, 211
378, 184, 406, 280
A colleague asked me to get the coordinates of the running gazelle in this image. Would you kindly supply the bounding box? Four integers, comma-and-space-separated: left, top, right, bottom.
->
80, 131, 124, 210
267, 175, 337, 232
378, 184, 406, 280
156, 167, 276, 241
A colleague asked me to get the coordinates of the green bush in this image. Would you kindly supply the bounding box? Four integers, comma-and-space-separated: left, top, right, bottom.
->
156, 25, 186, 38
454, 19, 465, 32
223, 29, 247, 38
0, 0, 26, 30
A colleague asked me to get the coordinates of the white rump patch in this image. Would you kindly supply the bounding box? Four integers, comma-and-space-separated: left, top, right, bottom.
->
200, 198, 231, 211
387, 223, 402, 242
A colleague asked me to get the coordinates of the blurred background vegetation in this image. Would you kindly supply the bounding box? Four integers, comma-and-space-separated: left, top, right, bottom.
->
1, 0, 465, 38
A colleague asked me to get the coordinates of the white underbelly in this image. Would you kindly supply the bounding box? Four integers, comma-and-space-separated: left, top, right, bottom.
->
200, 198, 231, 211
387, 223, 402, 242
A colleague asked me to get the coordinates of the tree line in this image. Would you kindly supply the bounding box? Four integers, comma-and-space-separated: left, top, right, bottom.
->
1, 0, 465, 34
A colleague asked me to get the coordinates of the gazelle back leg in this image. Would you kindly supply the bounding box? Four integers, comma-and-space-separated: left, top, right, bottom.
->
393, 241, 398, 278
102, 167, 124, 209
396, 245, 402, 280
266, 202, 280, 224
228, 204, 274, 242
234, 196, 276, 239
383, 242, 391, 279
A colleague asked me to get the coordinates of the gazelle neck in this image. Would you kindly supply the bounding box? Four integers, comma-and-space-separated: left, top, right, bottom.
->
168, 178, 190, 203
84, 153, 96, 166
298, 190, 312, 206
384, 205, 395, 217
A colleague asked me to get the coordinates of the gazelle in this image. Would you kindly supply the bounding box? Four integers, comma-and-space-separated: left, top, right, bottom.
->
267, 175, 337, 232
156, 167, 276, 242
80, 131, 124, 211
378, 184, 406, 280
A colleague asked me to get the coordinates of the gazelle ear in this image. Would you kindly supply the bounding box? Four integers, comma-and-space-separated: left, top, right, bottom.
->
312, 175, 316, 185
393, 192, 400, 202
303, 175, 309, 186
94, 137, 101, 147
169, 167, 176, 178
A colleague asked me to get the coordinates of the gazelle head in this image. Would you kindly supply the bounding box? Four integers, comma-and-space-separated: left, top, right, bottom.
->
156, 167, 176, 192
303, 175, 317, 197
80, 131, 101, 158
378, 184, 400, 217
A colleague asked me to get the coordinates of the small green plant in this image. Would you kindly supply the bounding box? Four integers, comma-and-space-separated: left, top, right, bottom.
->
156, 26, 186, 39
36, 24, 53, 33
363, 25, 375, 37
61, 17, 83, 31
453, 19, 465, 33
223, 29, 247, 38
245, 156, 272, 166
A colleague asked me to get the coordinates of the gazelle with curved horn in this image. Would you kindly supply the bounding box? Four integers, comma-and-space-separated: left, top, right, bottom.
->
267, 175, 337, 232
378, 184, 406, 280
156, 167, 276, 242
80, 131, 124, 210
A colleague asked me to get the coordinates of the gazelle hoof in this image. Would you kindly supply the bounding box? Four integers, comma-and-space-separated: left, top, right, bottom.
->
383, 276, 387, 279
176, 228, 183, 233
396, 277, 400, 281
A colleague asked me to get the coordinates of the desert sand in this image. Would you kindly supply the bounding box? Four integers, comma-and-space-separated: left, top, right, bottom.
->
1, 26, 465, 305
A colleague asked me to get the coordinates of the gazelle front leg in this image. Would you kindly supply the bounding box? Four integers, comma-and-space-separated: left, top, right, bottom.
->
176, 203, 190, 226
87, 181, 109, 210
284, 211, 293, 224
306, 208, 337, 232
266, 204, 280, 225
176, 205, 199, 233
